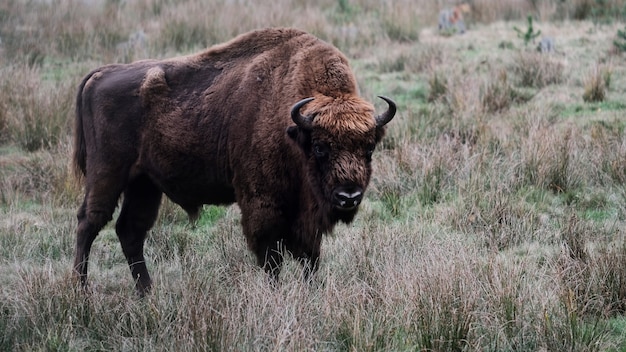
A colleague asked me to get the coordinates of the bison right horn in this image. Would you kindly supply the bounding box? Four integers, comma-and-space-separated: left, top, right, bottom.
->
291, 97, 315, 130
375, 96, 397, 127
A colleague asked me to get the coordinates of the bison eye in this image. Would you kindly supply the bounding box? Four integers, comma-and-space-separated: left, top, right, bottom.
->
313, 143, 329, 159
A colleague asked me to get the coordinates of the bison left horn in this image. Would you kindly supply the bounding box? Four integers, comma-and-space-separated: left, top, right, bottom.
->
375, 96, 397, 127
291, 97, 315, 130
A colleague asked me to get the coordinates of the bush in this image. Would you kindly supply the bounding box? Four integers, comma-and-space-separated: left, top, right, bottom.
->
427, 71, 448, 103
510, 52, 564, 88
513, 15, 541, 46
0, 65, 73, 151
583, 65, 611, 103
613, 25, 626, 52
380, 2, 420, 42
571, 0, 626, 22
481, 70, 533, 113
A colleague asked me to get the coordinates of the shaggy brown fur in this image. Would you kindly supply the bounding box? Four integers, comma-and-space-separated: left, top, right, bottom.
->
73, 27, 396, 295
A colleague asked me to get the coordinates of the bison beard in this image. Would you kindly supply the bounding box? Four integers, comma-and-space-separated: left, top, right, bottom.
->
72, 27, 396, 295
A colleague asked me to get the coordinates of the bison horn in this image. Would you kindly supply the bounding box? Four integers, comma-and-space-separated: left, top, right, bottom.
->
375, 96, 397, 127
291, 97, 315, 129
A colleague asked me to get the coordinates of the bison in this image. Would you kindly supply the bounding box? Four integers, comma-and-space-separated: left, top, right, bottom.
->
73, 27, 396, 295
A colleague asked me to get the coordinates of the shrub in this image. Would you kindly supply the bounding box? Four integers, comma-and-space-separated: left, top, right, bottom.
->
161, 20, 211, 52
613, 25, 626, 52
558, 212, 626, 318
0, 65, 73, 152
481, 70, 514, 112
571, 0, 626, 22
545, 129, 575, 194
589, 120, 626, 184
481, 69, 533, 113
542, 293, 610, 352
510, 51, 564, 88
376, 181, 409, 217
379, 3, 420, 42
561, 214, 589, 263
442, 75, 484, 119
591, 244, 626, 315
0, 145, 74, 206
417, 161, 444, 206
514, 112, 585, 195
427, 71, 448, 103
470, 0, 533, 22
0, 94, 7, 145
513, 15, 542, 46
583, 65, 610, 103
0, 0, 129, 62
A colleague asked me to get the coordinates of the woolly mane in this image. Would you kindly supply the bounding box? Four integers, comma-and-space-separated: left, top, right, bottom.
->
307, 94, 376, 135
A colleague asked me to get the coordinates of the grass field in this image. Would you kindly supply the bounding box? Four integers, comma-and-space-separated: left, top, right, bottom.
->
2, 0, 626, 350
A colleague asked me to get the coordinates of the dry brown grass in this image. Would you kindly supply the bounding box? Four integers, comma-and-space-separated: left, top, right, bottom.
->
2, 0, 626, 350
583, 64, 612, 103
510, 51, 565, 88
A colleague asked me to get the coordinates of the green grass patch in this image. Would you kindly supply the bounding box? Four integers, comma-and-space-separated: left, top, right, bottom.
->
607, 317, 626, 351
559, 101, 626, 118
583, 209, 613, 222
197, 205, 228, 228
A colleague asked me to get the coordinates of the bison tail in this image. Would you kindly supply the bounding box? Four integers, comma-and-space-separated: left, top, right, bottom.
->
73, 72, 93, 181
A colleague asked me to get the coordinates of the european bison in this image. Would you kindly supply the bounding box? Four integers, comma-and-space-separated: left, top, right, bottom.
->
73, 27, 396, 295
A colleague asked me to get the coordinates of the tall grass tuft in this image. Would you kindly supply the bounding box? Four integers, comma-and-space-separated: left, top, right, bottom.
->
481, 69, 533, 113
542, 291, 611, 352
428, 70, 448, 103
511, 51, 564, 88
558, 213, 626, 319
588, 119, 626, 184
592, 244, 626, 315
0, 65, 74, 152
379, 2, 421, 42
583, 64, 610, 103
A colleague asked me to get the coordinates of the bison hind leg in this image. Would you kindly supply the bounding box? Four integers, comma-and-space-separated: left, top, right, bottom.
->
74, 173, 128, 292
74, 198, 116, 291
115, 174, 163, 296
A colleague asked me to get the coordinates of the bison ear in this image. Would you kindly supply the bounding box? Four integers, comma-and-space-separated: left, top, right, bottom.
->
287, 126, 299, 141
375, 125, 387, 144
286, 126, 311, 150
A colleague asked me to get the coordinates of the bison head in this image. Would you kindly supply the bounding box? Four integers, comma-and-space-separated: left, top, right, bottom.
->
287, 95, 396, 221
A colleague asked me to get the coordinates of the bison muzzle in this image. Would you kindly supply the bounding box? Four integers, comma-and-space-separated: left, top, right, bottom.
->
72, 27, 396, 295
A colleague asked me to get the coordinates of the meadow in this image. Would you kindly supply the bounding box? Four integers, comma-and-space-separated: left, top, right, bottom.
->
2, 0, 626, 350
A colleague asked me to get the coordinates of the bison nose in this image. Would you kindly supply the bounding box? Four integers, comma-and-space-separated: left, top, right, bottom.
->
333, 186, 363, 211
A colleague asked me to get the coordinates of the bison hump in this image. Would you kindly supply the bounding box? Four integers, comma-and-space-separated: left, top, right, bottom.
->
140, 66, 169, 104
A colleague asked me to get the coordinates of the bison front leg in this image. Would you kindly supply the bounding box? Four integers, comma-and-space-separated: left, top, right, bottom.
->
256, 238, 286, 281
288, 229, 322, 282
241, 206, 288, 280
299, 251, 320, 282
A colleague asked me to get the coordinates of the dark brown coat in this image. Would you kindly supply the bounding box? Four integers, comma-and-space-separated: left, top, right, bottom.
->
73, 27, 395, 294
